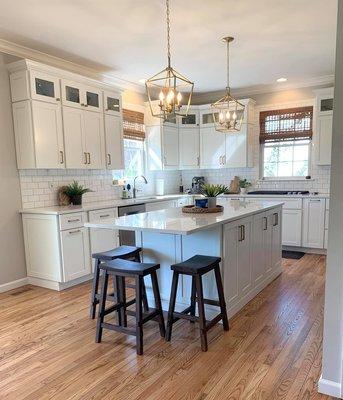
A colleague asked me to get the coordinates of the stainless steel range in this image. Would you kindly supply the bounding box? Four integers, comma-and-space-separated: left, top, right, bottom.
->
247, 190, 311, 196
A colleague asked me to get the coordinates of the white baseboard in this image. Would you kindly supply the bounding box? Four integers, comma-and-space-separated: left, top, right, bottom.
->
318, 375, 342, 398
0, 277, 29, 293
28, 274, 93, 291
283, 245, 327, 255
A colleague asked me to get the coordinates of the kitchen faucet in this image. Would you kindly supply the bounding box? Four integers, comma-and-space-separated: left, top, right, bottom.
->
133, 175, 148, 198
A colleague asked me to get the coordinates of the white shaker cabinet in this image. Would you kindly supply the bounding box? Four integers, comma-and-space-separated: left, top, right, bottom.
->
224, 125, 254, 168
12, 100, 65, 169
63, 107, 105, 169
282, 209, 302, 246
60, 227, 91, 281
223, 216, 253, 309
302, 198, 326, 248
30, 70, 61, 104
200, 127, 225, 168
89, 208, 119, 271
83, 110, 105, 169
317, 115, 333, 165
104, 114, 124, 170
22, 212, 91, 290
179, 127, 200, 169
162, 125, 179, 169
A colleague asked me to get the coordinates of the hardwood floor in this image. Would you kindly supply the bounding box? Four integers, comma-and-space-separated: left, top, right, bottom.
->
0, 254, 334, 399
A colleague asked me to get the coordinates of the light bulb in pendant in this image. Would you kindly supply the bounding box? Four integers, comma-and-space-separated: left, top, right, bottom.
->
226, 111, 231, 120
177, 92, 182, 105
232, 112, 237, 120
159, 90, 165, 105
219, 112, 224, 122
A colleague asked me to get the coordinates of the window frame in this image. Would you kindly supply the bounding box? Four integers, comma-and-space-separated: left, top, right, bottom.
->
260, 139, 312, 180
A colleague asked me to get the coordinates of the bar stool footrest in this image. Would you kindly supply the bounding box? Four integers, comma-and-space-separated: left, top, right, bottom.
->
101, 322, 136, 336
205, 314, 224, 332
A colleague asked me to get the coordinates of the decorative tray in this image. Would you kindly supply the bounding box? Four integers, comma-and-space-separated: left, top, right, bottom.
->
182, 205, 224, 214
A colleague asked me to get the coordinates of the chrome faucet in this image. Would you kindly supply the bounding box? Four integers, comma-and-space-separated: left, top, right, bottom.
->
133, 175, 148, 198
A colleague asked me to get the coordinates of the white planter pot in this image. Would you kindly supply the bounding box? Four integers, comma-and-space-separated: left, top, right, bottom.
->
207, 197, 217, 208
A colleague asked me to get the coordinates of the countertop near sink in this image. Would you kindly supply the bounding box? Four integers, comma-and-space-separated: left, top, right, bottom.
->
220, 193, 330, 199
19, 194, 189, 215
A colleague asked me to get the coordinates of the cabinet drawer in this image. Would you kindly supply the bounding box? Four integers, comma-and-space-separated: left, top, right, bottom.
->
59, 213, 85, 230
89, 208, 117, 223
249, 197, 302, 209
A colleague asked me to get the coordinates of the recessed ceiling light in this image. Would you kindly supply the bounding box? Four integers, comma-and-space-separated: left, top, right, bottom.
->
277, 77, 287, 83
139, 79, 146, 84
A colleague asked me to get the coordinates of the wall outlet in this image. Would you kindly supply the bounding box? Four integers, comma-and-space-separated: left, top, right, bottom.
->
49, 182, 55, 190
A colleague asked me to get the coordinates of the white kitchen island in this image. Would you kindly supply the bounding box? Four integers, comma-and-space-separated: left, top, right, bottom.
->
85, 200, 283, 319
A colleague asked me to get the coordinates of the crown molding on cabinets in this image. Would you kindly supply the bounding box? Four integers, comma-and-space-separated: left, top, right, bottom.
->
192, 75, 335, 104
0, 38, 145, 94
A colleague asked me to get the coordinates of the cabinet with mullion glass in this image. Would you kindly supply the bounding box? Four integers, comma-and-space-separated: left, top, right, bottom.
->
104, 90, 121, 115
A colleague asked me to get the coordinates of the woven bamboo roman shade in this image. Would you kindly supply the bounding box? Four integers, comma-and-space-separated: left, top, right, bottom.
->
260, 106, 313, 143
123, 109, 145, 141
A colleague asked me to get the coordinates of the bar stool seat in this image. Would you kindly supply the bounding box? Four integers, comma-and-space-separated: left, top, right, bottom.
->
95, 258, 165, 355
92, 245, 142, 261
166, 255, 229, 352
90, 245, 148, 319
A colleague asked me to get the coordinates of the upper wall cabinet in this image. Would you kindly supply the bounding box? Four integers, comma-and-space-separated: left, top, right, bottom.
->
8, 59, 124, 170
61, 80, 103, 112
104, 91, 121, 115
315, 87, 334, 166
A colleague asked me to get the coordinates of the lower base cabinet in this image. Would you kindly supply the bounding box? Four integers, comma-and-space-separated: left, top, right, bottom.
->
22, 212, 92, 290
60, 227, 91, 281
223, 207, 282, 313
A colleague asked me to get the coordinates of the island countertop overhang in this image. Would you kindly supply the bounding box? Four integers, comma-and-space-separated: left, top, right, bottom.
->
85, 201, 284, 236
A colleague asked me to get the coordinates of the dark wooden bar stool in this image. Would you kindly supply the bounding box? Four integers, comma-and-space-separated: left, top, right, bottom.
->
90, 245, 149, 319
165, 255, 229, 352
95, 258, 165, 355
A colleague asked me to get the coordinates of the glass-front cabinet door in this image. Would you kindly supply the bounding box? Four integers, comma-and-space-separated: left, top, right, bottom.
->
30, 71, 61, 104
104, 90, 121, 115
179, 109, 199, 126
200, 109, 219, 126
61, 79, 82, 108
84, 85, 102, 112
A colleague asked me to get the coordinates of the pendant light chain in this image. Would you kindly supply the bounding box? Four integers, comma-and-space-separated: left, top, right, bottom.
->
226, 39, 230, 92
166, 0, 171, 68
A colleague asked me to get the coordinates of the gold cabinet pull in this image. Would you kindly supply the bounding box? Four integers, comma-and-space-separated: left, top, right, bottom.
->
263, 216, 268, 230
107, 154, 111, 165
84, 152, 88, 164
60, 150, 64, 164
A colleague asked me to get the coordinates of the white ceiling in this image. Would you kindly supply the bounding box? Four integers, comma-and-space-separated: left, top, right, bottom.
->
0, 0, 338, 92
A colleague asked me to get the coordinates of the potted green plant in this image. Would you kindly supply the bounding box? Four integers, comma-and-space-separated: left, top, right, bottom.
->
63, 181, 91, 205
239, 179, 251, 195
201, 184, 228, 208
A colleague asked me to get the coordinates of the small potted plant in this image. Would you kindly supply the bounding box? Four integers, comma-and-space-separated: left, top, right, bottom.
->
201, 184, 228, 208
63, 181, 91, 205
239, 179, 251, 195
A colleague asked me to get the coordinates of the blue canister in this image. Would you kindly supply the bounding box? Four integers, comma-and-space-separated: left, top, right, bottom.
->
195, 198, 208, 208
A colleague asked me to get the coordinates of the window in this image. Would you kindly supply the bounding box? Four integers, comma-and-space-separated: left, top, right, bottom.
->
113, 109, 145, 179
122, 138, 144, 178
260, 107, 313, 178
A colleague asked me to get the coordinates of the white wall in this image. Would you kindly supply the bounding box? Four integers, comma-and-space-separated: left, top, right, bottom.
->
0, 53, 26, 287
319, 2, 343, 398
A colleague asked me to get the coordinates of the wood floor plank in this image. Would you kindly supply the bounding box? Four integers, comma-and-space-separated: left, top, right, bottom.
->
0, 254, 335, 400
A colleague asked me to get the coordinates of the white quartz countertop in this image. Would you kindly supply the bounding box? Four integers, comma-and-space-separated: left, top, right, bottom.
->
220, 193, 330, 199
85, 201, 284, 236
19, 194, 188, 215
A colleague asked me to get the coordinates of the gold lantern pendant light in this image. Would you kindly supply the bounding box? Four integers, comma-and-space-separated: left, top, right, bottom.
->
211, 37, 245, 132
145, 0, 194, 120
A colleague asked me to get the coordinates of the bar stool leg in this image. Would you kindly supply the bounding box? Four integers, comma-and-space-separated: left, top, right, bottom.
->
195, 274, 208, 352
113, 276, 122, 326
95, 271, 109, 343
135, 276, 144, 355
214, 265, 229, 331
190, 276, 196, 323
150, 270, 166, 337
90, 259, 101, 319
165, 272, 179, 341
134, 252, 149, 313
120, 276, 128, 327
